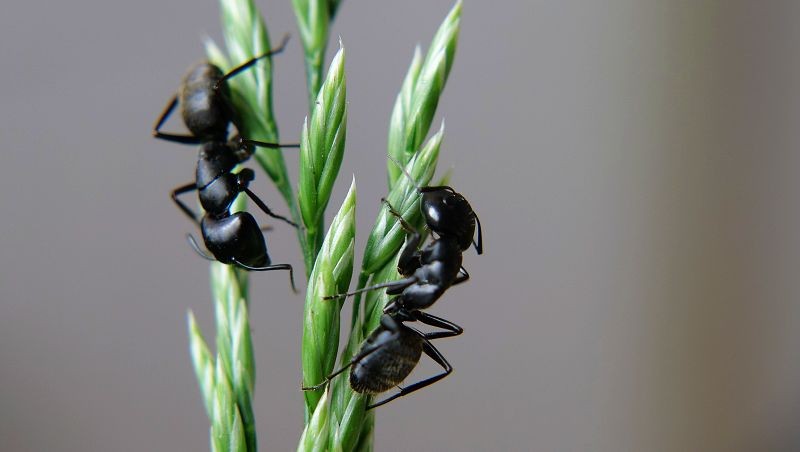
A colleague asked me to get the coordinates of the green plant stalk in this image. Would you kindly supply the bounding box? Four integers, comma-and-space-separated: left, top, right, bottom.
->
212, 354, 247, 452
298, 46, 348, 276
291, 0, 332, 112
188, 250, 256, 452
212, 262, 256, 451
297, 387, 332, 452
301, 180, 356, 418
210, 0, 308, 269
188, 1, 462, 450
307, 128, 442, 451
188, 0, 298, 450
298, 4, 460, 447
386, 0, 461, 186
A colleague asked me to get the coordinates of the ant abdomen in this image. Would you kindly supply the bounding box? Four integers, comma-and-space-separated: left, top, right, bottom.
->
350, 326, 423, 394
179, 62, 230, 140
201, 212, 270, 267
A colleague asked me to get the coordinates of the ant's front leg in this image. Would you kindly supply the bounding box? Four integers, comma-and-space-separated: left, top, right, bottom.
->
152, 94, 203, 145
382, 198, 422, 276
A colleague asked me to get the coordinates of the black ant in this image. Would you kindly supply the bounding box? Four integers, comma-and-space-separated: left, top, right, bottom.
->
154, 34, 298, 291
304, 199, 469, 408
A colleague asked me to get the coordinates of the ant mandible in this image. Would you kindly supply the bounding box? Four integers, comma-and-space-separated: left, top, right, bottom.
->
305, 199, 469, 408
154, 34, 297, 291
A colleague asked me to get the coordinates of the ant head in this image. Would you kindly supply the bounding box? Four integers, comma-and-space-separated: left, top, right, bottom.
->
420, 188, 476, 252
386, 154, 482, 253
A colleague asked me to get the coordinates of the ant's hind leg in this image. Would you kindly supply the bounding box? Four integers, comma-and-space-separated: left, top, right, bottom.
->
232, 260, 297, 293
412, 311, 464, 339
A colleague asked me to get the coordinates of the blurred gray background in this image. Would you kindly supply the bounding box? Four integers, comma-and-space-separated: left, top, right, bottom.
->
1, 1, 799, 451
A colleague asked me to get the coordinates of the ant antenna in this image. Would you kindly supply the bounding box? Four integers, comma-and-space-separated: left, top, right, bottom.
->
186, 234, 216, 261
387, 154, 422, 193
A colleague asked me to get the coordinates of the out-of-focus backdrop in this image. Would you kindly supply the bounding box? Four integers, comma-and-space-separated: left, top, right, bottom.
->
1, 1, 799, 451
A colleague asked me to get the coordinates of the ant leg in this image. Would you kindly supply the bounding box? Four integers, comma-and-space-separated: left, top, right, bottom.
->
171, 182, 200, 225
240, 138, 301, 149
322, 276, 418, 300
302, 315, 402, 391
367, 337, 452, 410
186, 234, 215, 261
452, 266, 470, 286
396, 238, 422, 277
242, 187, 298, 228
473, 212, 483, 255
381, 198, 423, 275
412, 311, 464, 339
214, 34, 291, 90
152, 94, 203, 144
300, 343, 380, 392
231, 260, 296, 293
381, 198, 415, 233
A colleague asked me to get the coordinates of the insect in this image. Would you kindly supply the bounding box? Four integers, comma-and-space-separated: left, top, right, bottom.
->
154, 35, 297, 290
305, 200, 469, 408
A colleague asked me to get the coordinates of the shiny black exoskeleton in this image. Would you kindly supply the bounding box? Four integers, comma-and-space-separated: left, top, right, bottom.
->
343, 304, 463, 409
305, 200, 469, 408
390, 155, 483, 254
153, 35, 297, 290
418, 185, 482, 254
